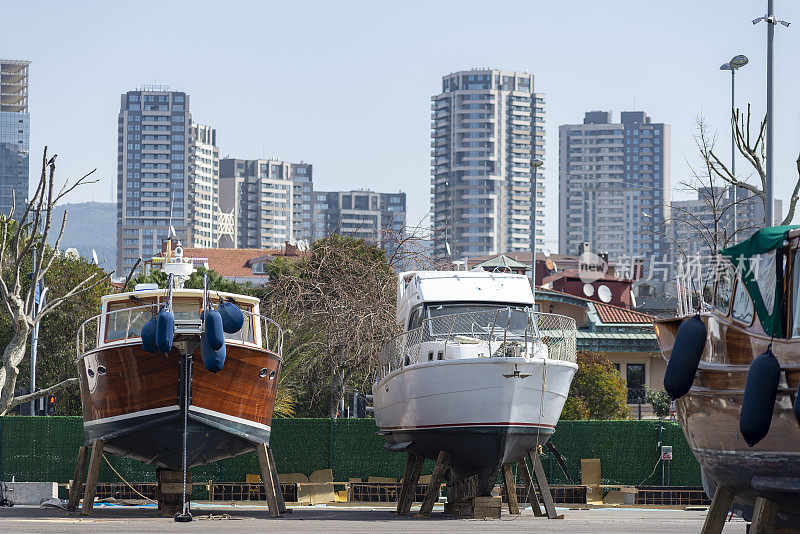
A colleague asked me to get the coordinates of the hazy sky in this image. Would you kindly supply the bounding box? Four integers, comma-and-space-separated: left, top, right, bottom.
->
3, 1, 800, 252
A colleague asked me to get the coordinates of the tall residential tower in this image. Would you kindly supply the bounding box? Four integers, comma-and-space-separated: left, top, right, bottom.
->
0, 60, 30, 216
117, 88, 219, 272
431, 69, 545, 260
558, 111, 670, 260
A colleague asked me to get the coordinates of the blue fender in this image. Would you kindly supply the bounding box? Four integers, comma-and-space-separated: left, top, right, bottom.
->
141, 316, 159, 354
201, 309, 225, 351
663, 315, 706, 400
740, 349, 781, 447
218, 301, 244, 334
155, 309, 174, 354
201, 328, 226, 373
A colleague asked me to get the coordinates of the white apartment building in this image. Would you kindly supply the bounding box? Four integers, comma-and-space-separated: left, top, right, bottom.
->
431, 68, 546, 260
559, 111, 670, 261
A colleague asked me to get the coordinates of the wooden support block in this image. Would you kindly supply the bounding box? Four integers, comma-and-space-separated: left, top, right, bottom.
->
159, 482, 194, 494
529, 450, 562, 519
67, 446, 88, 512
266, 447, 289, 513
516, 458, 545, 517
700, 486, 735, 534
751, 496, 779, 534
415, 451, 450, 519
501, 462, 520, 514
256, 443, 281, 518
81, 440, 104, 516
397, 453, 424, 515
472, 496, 502, 519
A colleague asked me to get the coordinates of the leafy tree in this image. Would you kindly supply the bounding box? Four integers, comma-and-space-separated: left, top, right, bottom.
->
12, 254, 111, 414
125, 265, 253, 295
645, 386, 671, 418
561, 351, 628, 420
262, 234, 398, 417
0, 149, 108, 414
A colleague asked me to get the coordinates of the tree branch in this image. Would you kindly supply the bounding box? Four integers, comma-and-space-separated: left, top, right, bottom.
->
6, 377, 78, 411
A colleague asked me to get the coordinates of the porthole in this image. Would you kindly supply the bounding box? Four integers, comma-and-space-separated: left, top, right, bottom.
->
259, 368, 269, 378
97, 366, 107, 376
268, 370, 276, 381
87, 368, 95, 378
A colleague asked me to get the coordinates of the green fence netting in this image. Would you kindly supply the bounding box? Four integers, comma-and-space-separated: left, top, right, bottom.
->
0, 417, 701, 489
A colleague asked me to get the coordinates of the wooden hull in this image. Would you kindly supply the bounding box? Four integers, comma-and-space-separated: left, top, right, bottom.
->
655, 312, 800, 523
77, 341, 281, 469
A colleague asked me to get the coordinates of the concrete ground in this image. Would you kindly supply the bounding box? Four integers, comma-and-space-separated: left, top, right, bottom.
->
0, 503, 749, 533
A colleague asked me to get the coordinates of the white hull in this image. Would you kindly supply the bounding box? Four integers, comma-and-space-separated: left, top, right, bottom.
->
373, 357, 577, 471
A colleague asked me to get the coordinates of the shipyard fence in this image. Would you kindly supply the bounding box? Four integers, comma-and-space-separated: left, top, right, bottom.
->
0, 417, 701, 496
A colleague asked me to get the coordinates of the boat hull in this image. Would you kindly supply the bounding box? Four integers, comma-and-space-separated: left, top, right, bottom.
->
373, 357, 576, 482
78, 341, 281, 470
656, 314, 800, 524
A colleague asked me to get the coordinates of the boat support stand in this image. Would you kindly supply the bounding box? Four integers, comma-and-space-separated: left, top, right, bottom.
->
256, 442, 289, 518
701, 485, 790, 534
66, 440, 104, 515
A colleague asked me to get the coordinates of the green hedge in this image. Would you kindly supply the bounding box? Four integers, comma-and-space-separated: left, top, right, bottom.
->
0, 417, 700, 488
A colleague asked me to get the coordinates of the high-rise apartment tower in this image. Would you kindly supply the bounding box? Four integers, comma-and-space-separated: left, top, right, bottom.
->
117, 88, 218, 272
0, 60, 30, 216
431, 69, 546, 260
558, 111, 670, 260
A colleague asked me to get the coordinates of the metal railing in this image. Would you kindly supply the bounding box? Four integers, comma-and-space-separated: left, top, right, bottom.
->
75, 301, 283, 360
378, 310, 576, 379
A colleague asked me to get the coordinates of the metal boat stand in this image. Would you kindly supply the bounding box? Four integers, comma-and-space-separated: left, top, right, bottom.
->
66, 440, 104, 515
256, 442, 289, 518
701, 486, 796, 534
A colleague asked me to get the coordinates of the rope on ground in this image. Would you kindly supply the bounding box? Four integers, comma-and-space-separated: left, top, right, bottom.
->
196, 514, 242, 521
101, 454, 157, 503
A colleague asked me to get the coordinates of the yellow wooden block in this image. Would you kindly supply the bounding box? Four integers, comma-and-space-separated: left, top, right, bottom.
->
245, 474, 261, 483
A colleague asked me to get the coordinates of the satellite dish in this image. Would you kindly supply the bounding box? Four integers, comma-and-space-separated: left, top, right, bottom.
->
65, 248, 79, 260
545, 258, 556, 271
295, 239, 309, 251
598, 284, 612, 303
582, 283, 595, 297
91, 249, 99, 265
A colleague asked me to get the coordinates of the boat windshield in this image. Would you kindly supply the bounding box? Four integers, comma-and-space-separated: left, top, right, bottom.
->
424, 304, 533, 338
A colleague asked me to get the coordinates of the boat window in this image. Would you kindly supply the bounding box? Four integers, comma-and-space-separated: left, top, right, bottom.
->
105, 299, 155, 342
793, 252, 800, 337
755, 251, 777, 315
713, 266, 734, 314
171, 297, 201, 322
425, 303, 532, 337
731, 280, 754, 325
407, 305, 424, 331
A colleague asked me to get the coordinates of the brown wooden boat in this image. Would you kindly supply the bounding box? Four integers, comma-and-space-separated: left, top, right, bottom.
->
75, 258, 283, 471
654, 226, 800, 525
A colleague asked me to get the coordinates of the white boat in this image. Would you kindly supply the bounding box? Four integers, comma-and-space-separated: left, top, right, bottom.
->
373, 270, 578, 492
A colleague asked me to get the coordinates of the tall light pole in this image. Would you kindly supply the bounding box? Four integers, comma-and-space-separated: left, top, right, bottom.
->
754, 2, 790, 227
720, 54, 748, 240
530, 158, 544, 299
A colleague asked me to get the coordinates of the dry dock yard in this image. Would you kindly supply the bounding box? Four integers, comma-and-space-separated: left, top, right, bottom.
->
0, 504, 747, 534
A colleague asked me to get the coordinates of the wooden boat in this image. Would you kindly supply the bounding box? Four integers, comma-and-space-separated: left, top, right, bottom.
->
374, 270, 577, 495
75, 247, 283, 471
654, 226, 800, 525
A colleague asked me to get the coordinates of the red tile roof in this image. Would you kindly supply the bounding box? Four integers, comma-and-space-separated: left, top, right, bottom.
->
536, 287, 655, 325
178, 247, 300, 278
592, 301, 655, 324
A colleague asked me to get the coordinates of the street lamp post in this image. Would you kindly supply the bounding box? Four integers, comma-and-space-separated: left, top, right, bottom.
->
530, 158, 544, 299
719, 54, 748, 241
753, 1, 790, 227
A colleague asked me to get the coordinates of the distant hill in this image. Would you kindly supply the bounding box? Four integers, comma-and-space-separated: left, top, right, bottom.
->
48, 202, 116, 270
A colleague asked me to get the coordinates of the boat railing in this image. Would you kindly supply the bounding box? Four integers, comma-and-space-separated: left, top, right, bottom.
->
75, 301, 283, 360
378, 310, 577, 379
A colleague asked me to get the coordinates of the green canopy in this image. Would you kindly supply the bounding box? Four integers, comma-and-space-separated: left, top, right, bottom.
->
720, 225, 799, 338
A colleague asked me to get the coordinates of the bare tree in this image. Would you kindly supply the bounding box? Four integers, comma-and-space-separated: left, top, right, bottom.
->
0, 148, 110, 414
666, 117, 762, 262
264, 234, 400, 417
706, 104, 800, 225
